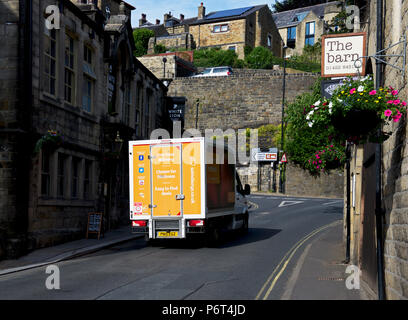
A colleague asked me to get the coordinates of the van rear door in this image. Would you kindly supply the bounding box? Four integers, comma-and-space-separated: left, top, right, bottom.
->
150, 143, 183, 218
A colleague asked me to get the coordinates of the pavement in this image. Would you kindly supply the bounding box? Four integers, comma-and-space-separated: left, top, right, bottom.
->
0, 225, 143, 276
280, 222, 365, 300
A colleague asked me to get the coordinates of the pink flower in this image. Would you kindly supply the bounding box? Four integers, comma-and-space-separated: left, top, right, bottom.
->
394, 100, 401, 105
350, 88, 356, 94
393, 117, 400, 123
392, 90, 399, 96
384, 109, 392, 117
387, 100, 394, 104
403, 101, 407, 107
319, 160, 322, 164
369, 90, 377, 95
316, 166, 320, 169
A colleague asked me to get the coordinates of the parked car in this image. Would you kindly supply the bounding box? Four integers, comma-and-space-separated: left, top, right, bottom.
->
193, 66, 233, 77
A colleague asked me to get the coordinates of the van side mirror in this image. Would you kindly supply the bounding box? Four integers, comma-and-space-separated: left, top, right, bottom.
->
244, 184, 251, 195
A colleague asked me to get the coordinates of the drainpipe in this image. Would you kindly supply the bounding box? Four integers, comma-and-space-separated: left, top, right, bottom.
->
375, 0, 386, 301
345, 142, 351, 263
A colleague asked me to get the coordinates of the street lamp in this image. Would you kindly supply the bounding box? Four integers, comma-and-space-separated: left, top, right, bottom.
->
162, 57, 167, 78
279, 45, 288, 194
113, 131, 123, 156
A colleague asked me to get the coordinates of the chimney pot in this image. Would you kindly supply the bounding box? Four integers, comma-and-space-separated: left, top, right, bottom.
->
198, 3, 206, 19
156, 19, 161, 25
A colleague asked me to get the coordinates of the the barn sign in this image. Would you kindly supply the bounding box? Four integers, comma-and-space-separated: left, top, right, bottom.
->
321, 32, 367, 78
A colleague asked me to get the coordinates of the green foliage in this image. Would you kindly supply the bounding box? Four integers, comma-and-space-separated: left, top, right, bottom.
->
133, 28, 155, 57
154, 44, 167, 54
193, 48, 245, 68
272, 0, 337, 12
244, 46, 321, 72
245, 46, 275, 69
285, 78, 347, 175
244, 45, 253, 57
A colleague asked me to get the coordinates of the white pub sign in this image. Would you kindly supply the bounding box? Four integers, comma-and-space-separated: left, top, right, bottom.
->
321, 32, 367, 78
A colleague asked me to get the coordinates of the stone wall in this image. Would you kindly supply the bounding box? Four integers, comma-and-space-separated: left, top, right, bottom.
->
168, 71, 318, 130
168, 70, 344, 198
0, 0, 21, 260
377, 0, 408, 300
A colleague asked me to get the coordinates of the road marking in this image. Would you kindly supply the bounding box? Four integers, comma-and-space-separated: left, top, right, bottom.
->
255, 220, 341, 300
278, 201, 304, 208
259, 211, 271, 215
322, 200, 343, 206
248, 201, 259, 211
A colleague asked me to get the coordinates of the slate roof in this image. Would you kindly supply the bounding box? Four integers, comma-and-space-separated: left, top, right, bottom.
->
189, 4, 267, 25
272, 1, 341, 29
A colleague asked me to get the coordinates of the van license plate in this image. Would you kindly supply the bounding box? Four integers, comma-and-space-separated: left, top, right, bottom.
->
157, 231, 178, 238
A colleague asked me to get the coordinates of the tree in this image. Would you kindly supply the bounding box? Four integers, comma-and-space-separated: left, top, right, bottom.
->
133, 28, 155, 57
272, 0, 337, 12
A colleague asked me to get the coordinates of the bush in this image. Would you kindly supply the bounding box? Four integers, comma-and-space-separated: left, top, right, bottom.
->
133, 29, 155, 57
285, 78, 347, 175
193, 48, 244, 68
245, 46, 274, 69
154, 44, 167, 54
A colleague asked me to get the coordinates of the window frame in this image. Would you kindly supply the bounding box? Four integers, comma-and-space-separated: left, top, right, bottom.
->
305, 21, 315, 46
43, 25, 58, 96
213, 24, 229, 33
64, 32, 76, 105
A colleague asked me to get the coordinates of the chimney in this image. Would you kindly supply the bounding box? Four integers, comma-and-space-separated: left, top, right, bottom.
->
139, 13, 147, 27
180, 14, 185, 21
198, 2, 206, 19
156, 19, 161, 25
164, 12, 172, 23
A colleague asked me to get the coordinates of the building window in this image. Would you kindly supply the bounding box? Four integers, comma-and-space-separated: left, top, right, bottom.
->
123, 83, 131, 125
72, 157, 80, 199
41, 151, 51, 196
228, 46, 236, 52
44, 26, 57, 96
84, 45, 92, 65
305, 22, 315, 46
267, 35, 272, 48
213, 24, 229, 33
57, 153, 66, 198
82, 76, 93, 112
84, 160, 92, 200
287, 26, 296, 48
64, 33, 75, 104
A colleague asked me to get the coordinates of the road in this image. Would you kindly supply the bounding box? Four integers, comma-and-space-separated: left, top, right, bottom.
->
0, 195, 344, 300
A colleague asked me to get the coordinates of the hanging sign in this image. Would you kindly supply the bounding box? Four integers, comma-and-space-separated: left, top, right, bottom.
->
321, 32, 367, 78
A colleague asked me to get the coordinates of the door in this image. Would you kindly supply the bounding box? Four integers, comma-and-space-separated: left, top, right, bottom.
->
150, 144, 183, 218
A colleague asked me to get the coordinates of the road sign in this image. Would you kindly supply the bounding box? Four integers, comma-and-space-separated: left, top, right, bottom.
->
281, 153, 288, 163
251, 148, 278, 162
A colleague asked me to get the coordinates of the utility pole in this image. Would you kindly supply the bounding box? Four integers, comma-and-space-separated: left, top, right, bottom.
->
279, 46, 288, 194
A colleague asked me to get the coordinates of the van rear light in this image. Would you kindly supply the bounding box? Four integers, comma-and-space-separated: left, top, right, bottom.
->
132, 220, 147, 227
188, 220, 204, 227
227, 71, 231, 75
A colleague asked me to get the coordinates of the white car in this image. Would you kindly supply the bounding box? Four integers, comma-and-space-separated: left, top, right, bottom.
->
193, 66, 233, 77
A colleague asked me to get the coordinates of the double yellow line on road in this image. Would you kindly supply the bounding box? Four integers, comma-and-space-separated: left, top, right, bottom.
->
255, 220, 341, 300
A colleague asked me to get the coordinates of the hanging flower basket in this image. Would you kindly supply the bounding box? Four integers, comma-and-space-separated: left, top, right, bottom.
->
34, 130, 62, 154
331, 108, 381, 137
305, 76, 408, 144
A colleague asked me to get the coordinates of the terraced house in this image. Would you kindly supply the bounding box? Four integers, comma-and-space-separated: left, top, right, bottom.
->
0, 0, 168, 259
138, 3, 283, 59
272, 1, 342, 57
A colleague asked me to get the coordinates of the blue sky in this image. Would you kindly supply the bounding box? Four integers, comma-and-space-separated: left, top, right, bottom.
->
127, 1, 277, 28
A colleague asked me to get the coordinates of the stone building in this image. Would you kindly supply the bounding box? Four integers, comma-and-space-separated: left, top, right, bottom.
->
0, 0, 168, 259
343, 0, 408, 300
272, 1, 342, 57
137, 3, 283, 59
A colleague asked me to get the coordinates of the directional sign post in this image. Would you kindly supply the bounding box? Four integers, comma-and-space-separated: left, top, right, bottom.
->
251, 148, 278, 162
